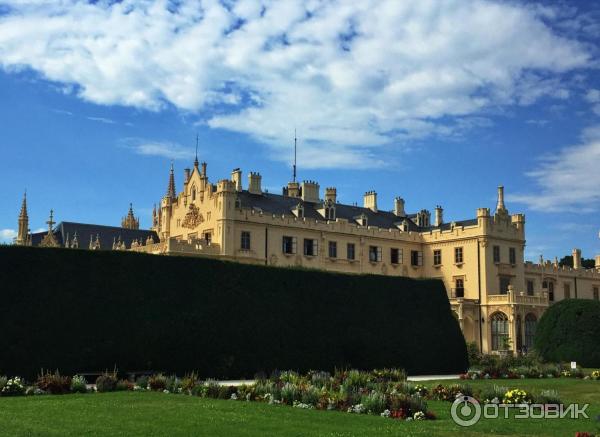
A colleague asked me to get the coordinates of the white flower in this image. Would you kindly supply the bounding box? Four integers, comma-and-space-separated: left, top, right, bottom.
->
230, 393, 238, 400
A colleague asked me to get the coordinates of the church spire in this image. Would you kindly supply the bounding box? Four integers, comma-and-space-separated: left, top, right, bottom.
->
166, 162, 176, 199
16, 191, 29, 245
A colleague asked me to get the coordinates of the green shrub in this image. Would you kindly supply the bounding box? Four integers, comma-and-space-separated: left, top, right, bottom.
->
70, 375, 87, 394
1, 377, 25, 396
361, 390, 387, 415
116, 379, 134, 391
0, 246, 467, 379
536, 389, 562, 405
534, 299, 600, 367
135, 375, 149, 389
181, 372, 199, 392
478, 385, 509, 403
466, 342, 481, 366
300, 385, 321, 406
205, 379, 221, 398
95, 373, 117, 392
36, 370, 71, 395
148, 374, 167, 391
0, 376, 7, 392
281, 383, 300, 405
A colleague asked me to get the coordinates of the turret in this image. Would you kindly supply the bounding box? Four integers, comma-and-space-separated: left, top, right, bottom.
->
496, 185, 507, 213
166, 163, 176, 200
248, 172, 262, 195
363, 191, 377, 212
15, 191, 29, 245
287, 181, 300, 197
325, 187, 337, 203
572, 248, 582, 270
434, 205, 443, 227
394, 197, 405, 217
231, 168, 242, 192
121, 203, 140, 230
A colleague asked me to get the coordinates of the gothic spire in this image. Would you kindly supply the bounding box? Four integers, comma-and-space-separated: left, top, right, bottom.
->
166, 162, 176, 199
121, 203, 139, 230
16, 191, 30, 245
19, 191, 28, 219
194, 133, 199, 168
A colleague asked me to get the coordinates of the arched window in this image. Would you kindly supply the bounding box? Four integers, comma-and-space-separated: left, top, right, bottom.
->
525, 313, 537, 349
491, 312, 509, 351
191, 186, 196, 202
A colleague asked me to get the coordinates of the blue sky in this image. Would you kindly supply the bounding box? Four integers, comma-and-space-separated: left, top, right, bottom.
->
0, 0, 599, 261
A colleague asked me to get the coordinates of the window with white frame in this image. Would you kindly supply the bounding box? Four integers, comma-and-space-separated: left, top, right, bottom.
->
282, 236, 297, 254
240, 231, 251, 250
304, 238, 318, 256
433, 249, 442, 266
369, 246, 382, 262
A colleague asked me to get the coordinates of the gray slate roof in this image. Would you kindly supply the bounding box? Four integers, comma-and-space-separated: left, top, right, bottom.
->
30, 222, 159, 250
237, 191, 477, 232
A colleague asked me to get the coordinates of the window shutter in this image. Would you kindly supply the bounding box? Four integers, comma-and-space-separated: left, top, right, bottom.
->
418, 251, 423, 266
292, 237, 297, 254
313, 239, 318, 256
377, 247, 382, 262
399, 248, 403, 264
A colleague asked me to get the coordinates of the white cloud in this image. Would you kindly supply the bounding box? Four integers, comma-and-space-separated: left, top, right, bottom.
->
120, 138, 194, 160
0, 0, 592, 167
86, 116, 116, 124
0, 229, 16, 243
509, 125, 600, 212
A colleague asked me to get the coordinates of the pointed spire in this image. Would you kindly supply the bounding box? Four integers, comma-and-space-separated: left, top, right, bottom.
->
19, 191, 28, 219
16, 191, 30, 245
194, 133, 199, 168
72, 232, 79, 249
293, 129, 297, 182
46, 209, 55, 233
166, 162, 176, 199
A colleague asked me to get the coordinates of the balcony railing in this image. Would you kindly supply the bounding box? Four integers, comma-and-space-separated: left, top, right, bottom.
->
450, 288, 465, 299
487, 287, 548, 306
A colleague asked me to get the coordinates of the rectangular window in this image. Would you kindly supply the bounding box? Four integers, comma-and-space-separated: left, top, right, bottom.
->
390, 248, 401, 264
493, 245, 500, 263
282, 236, 296, 254
454, 278, 464, 298
454, 247, 463, 264
203, 232, 212, 245
303, 238, 318, 256
240, 231, 251, 250
411, 250, 423, 267
564, 283, 571, 299
347, 243, 355, 260
527, 280, 534, 296
328, 241, 337, 258
499, 276, 510, 295
594, 287, 599, 301
433, 249, 442, 266
369, 246, 382, 262
509, 247, 516, 265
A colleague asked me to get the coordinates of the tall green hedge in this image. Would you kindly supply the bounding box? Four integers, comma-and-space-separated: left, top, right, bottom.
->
0, 246, 467, 379
534, 299, 600, 367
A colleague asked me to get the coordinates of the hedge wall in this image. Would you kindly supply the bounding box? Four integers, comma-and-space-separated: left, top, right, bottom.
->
0, 246, 467, 379
534, 299, 600, 367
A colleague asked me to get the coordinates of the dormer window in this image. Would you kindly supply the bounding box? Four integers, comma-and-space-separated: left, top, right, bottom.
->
356, 214, 368, 227
292, 203, 304, 218
324, 201, 336, 220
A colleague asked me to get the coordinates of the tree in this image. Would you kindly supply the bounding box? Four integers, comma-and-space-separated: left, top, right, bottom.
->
558, 255, 596, 269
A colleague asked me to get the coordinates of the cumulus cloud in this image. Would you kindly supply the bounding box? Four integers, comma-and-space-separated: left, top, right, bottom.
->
0, 0, 593, 166
509, 125, 600, 212
0, 229, 16, 244
120, 138, 195, 160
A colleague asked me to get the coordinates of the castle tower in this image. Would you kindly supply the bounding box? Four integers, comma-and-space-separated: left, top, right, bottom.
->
121, 203, 140, 230
15, 191, 30, 245
496, 185, 507, 213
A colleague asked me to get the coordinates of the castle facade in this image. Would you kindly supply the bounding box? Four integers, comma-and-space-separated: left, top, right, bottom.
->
15, 157, 600, 355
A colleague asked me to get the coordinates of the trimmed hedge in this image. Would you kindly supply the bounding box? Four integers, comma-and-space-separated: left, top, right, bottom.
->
0, 246, 467, 379
534, 299, 600, 367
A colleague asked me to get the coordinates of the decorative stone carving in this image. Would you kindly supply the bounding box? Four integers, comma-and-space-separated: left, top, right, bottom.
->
181, 204, 204, 229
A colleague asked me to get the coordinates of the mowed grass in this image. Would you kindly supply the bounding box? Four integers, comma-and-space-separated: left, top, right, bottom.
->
0, 379, 599, 436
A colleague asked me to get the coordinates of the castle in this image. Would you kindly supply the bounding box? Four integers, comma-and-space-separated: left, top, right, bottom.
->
13, 155, 600, 355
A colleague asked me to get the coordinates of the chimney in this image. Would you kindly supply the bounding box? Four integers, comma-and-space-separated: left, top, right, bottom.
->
496, 185, 507, 213
572, 248, 582, 270
394, 197, 405, 217
301, 180, 320, 203
363, 191, 377, 212
184, 168, 191, 184
287, 181, 300, 197
248, 172, 262, 195
201, 162, 207, 177
434, 205, 443, 226
231, 168, 242, 192
325, 187, 337, 203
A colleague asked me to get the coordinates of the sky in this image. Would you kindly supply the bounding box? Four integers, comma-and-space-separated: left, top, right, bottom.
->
0, 0, 599, 262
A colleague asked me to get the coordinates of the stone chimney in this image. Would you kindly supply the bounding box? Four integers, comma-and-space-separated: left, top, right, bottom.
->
287, 181, 300, 197
248, 172, 262, 195
184, 168, 191, 184
394, 197, 405, 217
496, 185, 507, 213
572, 248, 582, 270
201, 162, 207, 177
301, 180, 320, 203
231, 168, 242, 192
434, 205, 443, 227
363, 191, 377, 212
325, 187, 337, 203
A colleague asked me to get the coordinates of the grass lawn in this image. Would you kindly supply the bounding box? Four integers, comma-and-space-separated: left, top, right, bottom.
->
0, 379, 598, 436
